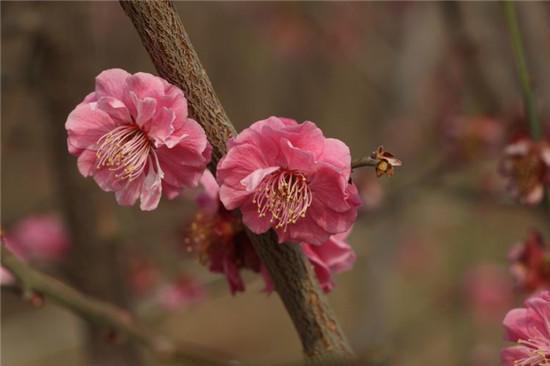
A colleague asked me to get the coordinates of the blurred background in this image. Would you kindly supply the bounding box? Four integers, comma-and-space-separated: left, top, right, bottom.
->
2, 2, 550, 366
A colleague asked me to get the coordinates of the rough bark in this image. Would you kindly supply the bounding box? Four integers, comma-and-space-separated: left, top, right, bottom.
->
119, 1, 355, 362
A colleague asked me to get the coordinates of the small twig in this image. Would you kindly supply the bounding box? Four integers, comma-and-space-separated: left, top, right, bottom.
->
0, 245, 234, 366
351, 157, 378, 170
504, 1, 550, 212
504, 0, 541, 141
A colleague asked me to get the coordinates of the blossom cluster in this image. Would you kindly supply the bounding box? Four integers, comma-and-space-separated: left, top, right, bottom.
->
64, 68, 403, 295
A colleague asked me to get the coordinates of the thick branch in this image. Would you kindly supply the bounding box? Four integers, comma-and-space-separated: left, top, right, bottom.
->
119, 0, 355, 362
1, 246, 231, 366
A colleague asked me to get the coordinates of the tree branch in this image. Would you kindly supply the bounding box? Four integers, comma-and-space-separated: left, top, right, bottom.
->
119, 1, 355, 362
1, 245, 233, 366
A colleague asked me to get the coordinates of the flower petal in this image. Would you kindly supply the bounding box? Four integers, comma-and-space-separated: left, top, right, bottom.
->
95, 69, 131, 100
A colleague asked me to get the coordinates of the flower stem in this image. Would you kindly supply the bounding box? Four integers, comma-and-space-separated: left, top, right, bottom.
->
504, 1, 550, 213
504, 0, 541, 140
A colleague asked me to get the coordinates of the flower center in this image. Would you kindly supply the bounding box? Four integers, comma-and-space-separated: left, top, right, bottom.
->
252, 170, 312, 231
96, 125, 158, 182
514, 152, 544, 196
515, 338, 550, 365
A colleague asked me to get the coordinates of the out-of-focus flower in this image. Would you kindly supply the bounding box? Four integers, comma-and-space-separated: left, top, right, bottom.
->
1, 214, 70, 287
396, 237, 437, 275
66, 68, 211, 211
7, 215, 69, 262
217, 116, 361, 245
501, 291, 550, 365
369, 146, 402, 177
187, 171, 356, 294
155, 274, 206, 310
464, 264, 513, 324
126, 257, 161, 296
443, 115, 504, 159
500, 136, 550, 205
509, 231, 550, 293
0, 236, 20, 286
267, 12, 312, 59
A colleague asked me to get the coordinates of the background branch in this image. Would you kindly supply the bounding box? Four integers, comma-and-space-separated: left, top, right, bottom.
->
119, 0, 355, 362
0, 245, 233, 366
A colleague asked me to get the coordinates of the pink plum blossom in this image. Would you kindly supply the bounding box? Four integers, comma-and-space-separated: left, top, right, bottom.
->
1, 214, 70, 286
501, 291, 550, 365
217, 116, 361, 245
66, 68, 211, 211
186, 171, 356, 294
7, 214, 69, 262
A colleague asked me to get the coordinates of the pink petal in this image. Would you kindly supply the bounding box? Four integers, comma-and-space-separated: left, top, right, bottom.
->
95, 68, 131, 100
175, 118, 208, 153
314, 232, 356, 273
277, 214, 331, 245
278, 138, 315, 172
219, 185, 251, 210
217, 143, 270, 187
156, 145, 206, 193
503, 308, 531, 341
65, 103, 117, 154
241, 200, 272, 234
115, 177, 143, 207
309, 164, 353, 212
76, 149, 98, 177
501, 345, 531, 366
139, 168, 163, 211
307, 199, 357, 238
125, 72, 166, 101
146, 107, 176, 148
96, 96, 131, 122
199, 170, 220, 201
301, 244, 333, 292
132, 94, 158, 128
322, 138, 352, 172
240, 166, 280, 192
92, 166, 125, 192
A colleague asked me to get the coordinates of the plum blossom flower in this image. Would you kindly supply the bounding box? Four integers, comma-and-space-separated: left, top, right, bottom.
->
442, 115, 504, 159
501, 291, 550, 365
1, 214, 70, 286
509, 231, 550, 293
217, 117, 361, 245
7, 214, 69, 262
66, 68, 211, 211
185, 171, 356, 294
500, 136, 550, 205
184, 172, 263, 294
